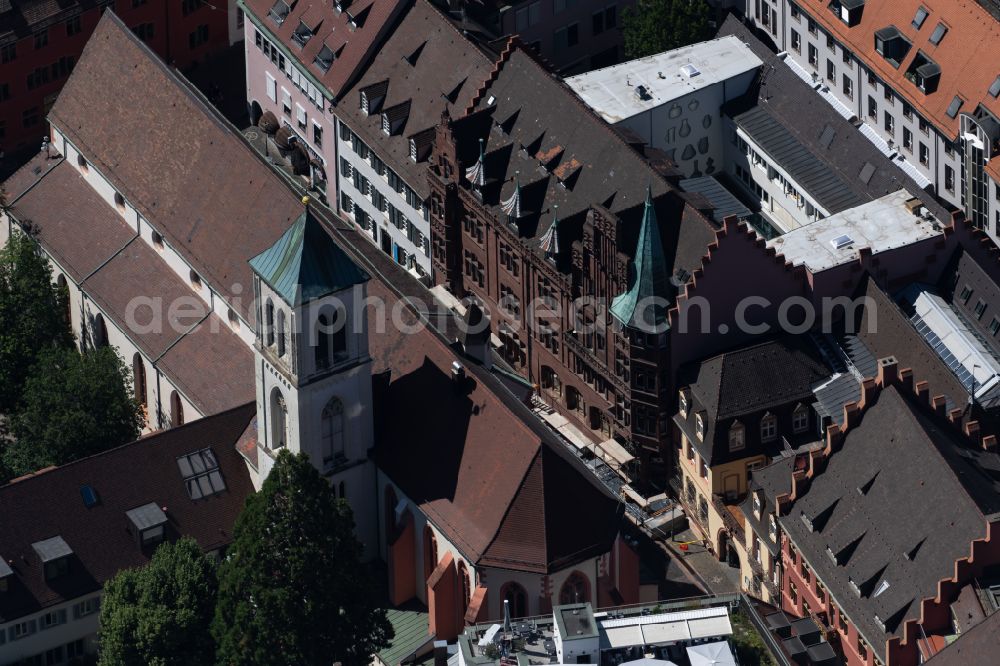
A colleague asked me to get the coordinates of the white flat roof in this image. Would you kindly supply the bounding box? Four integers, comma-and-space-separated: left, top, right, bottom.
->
565, 36, 762, 124
767, 190, 943, 273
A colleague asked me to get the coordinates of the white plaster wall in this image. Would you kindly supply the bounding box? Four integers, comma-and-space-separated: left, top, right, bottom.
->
0, 595, 100, 664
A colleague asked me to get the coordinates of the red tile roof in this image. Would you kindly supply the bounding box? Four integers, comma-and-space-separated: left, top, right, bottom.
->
242, 0, 408, 100
0, 403, 255, 623
47, 12, 303, 325
367, 277, 622, 574
4, 157, 255, 418
795, 0, 1000, 136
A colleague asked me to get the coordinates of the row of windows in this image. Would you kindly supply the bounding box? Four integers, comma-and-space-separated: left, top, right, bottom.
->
339, 123, 424, 213
254, 28, 325, 111
0, 15, 81, 64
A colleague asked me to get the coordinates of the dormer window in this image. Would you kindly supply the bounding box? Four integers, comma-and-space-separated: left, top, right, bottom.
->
268, 0, 290, 25
361, 91, 369, 115
33, 536, 72, 581
793, 404, 810, 433
314, 43, 335, 72
729, 421, 746, 452
829, 0, 864, 27
905, 51, 940, 94
874, 26, 911, 68
678, 390, 689, 418
126, 502, 168, 548
381, 113, 390, 134
695, 412, 705, 441
752, 490, 762, 517
409, 138, 417, 162
760, 413, 777, 442
0, 557, 12, 592
292, 21, 313, 47
769, 514, 778, 540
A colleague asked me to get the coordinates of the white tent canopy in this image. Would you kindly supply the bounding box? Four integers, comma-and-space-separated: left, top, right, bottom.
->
686, 641, 737, 666
621, 659, 679, 666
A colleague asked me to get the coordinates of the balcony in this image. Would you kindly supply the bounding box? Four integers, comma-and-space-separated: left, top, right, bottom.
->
713, 494, 746, 546
747, 554, 779, 600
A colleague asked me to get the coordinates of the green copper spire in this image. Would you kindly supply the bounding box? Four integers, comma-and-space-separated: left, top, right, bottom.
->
249, 204, 369, 307
610, 187, 671, 332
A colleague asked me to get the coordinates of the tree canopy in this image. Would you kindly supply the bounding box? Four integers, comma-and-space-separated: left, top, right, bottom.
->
622, 0, 714, 59
3, 345, 143, 478
213, 450, 393, 666
0, 229, 73, 412
98, 538, 218, 666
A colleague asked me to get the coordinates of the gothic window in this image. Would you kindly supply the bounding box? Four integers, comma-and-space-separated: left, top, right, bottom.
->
170, 390, 184, 427
459, 562, 472, 612
276, 309, 287, 357
265, 299, 275, 347
132, 353, 147, 408
423, 526, 438, 582
558, 571, 590, 605
92, 313, 108, 349
270, 388, 288, 448
321, 397, 345, 464
501, 581, 528, 618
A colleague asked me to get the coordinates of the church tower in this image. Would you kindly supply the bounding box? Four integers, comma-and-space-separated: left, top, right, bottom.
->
248, 202, 377, 554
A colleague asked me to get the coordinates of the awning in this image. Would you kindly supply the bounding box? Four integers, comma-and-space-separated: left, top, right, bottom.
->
600, 625, 645, 649
274, 125, 293, 150
258, 110, 279, 134
593, 438, 635, 467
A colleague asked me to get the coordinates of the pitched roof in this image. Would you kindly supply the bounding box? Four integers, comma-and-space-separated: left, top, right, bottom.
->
0, 404, 255, 623
610, 188, 673, 332
4, 155, 255, 417
47, 12, 303, 325
781, 385, 1000, 650
925, 607, 1000, 665
791, 0, 1000, 137
369, 276, 622, 573
675, 337, 831, 465
718, 16, 951, 223
242, 0, 408, 100
249, 207, 369, 306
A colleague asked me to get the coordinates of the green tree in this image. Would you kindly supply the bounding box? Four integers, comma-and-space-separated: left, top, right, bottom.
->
98, 538, 218, 666
3, 346, 143, 477
0, 228, 74, 412
622, 0, 714, 59
213, 450, 393, 666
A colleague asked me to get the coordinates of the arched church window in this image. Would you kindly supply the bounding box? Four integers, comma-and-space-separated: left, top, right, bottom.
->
501, 582, 528, 619
265, 299, 275, 347
558, 571, 590, 605
276, 309, 286, 357
170, 391, 184, 427
459, 562, 472, 612
270, 388, 288, 448
93, 313, 108, 349
133, 353, 147, 408
423, 526, 438, 582
316, 313, 331, 370
321, 397, 345, 465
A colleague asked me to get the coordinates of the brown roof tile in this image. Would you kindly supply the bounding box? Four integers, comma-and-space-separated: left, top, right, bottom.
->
6, 158, 136, 283
337, 0, 492, 199
47, 13, 303, 325
0, 403, 255, 623
795, 0, 1000, 137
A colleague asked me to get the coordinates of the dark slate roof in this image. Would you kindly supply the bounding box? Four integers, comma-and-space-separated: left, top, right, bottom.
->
369, 276, 622, 574
675, 337, 831, 464
731, 104, 867, 214
249, 208, 369, 306
47, 12, 303, 326
718, 16, 951, 222
450, 46, 717, 270
678, 176, 753, 224
781, 386, 1000, 650
0, 404, 255, 623
848, 275, 967, 412
337, 0, 492, 200
926, 607, 1000, 665
610, 189, 672, 332
741, 456, 796, 557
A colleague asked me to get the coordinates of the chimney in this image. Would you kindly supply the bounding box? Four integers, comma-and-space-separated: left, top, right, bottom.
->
459, 303, 492, 370
451, 361, 466, 391
433, 641, 449, 666
876, 356, 898, 386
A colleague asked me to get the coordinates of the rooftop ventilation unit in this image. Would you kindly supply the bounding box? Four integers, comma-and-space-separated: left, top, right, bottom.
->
831, 234, 854, 250
635, 84, 652, 101
680, 63, 700, 78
